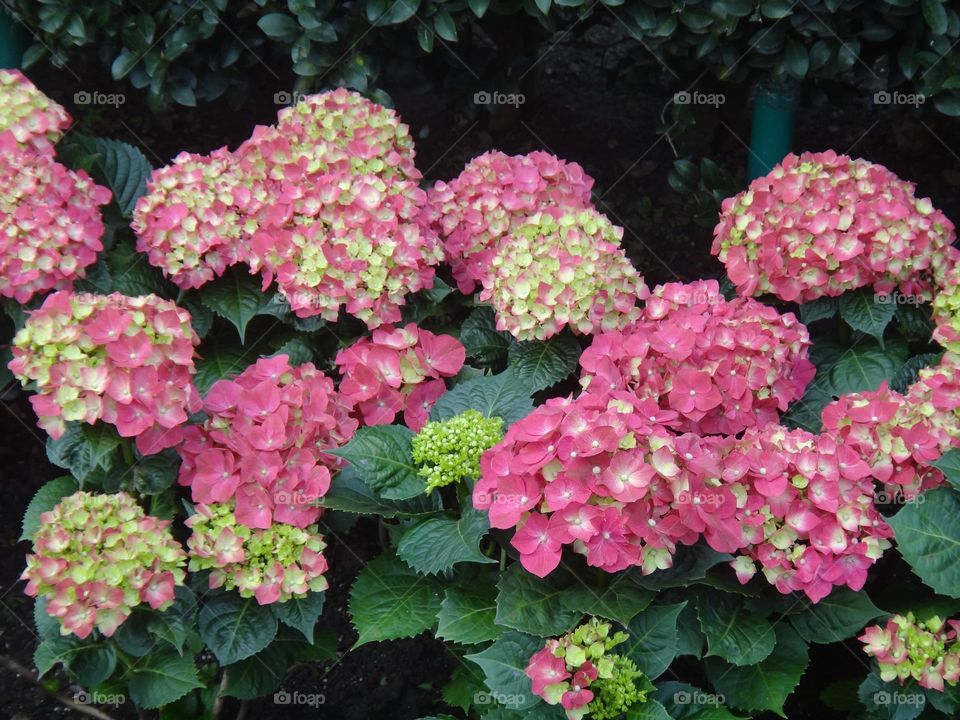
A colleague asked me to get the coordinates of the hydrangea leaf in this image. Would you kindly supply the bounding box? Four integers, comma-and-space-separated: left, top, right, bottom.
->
788, 588, 884, 644
799, 296, 839, 325
628, 544, 732, 590
223, 642, 288, 700
695, 590, 775, 666
200, 267, 272, 343
559, 585, 654, 626
827, 338, 907, 395
465, 631, 543, 710
348, 551, 443, 646
437, 583, 503, 645
839, 289, 897, 343
430, 369, 533, 428
931, 449, 960, 491
494, 564, 581, 636
654, 681, 746, 719
890, 352, 942, 394
397, 507, 496, 575
856, 671, 925, 720
198, 591, 279, 665
35, 635, 116, 687
888, 487, 960, 598
507, 334, 581, 392
705, 625, 809, 717
271, 591, 325, 643
625, 699, 672, 720
624, 602, 687, 679
461, 306, 513, 367
326, 425, 423, 500
21, 476, 78, 541
71, 134, 152, 217
127, 650, 205, 709
320, 466, 442, 517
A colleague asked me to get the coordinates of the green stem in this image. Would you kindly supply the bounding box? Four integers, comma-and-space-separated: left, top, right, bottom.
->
120, 438, 135, 466
499, 548, 506, 572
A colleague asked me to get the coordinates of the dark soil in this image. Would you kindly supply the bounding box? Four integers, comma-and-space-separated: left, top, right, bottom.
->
2, 10, 959, 720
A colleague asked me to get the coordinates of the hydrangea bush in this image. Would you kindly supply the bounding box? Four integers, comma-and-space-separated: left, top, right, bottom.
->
6, 73, 960, 719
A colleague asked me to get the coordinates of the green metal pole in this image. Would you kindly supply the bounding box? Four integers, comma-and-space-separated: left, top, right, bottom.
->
747, 75, 799, 182
0, 9, 27, 69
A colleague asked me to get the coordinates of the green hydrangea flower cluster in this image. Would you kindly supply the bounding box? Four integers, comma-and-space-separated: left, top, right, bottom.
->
185, 502, 329, 605
411, 409, 504, 493
860, 612, 960, 691
526, 617, 652, 720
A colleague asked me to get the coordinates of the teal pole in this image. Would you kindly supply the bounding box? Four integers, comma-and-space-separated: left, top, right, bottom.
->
0, 9, 27, 69
747, 75, 799, 182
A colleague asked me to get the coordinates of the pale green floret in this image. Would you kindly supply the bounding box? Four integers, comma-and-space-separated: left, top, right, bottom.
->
411, 409, 504, 493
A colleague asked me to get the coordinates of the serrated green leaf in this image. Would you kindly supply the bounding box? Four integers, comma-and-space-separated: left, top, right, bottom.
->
437, 583, 503, 645
21, 476, 78, 542
655, 681, 746, 719
127, 651, 204, 709
193, 345, 249, 394
891, 353, 942, 394
397, 508, 495, 574
348, 551, 443, 646
461, 306, 512, 368
799, 297, 838, 325
320, 466, 442, 517
35, 636, 115, 687
932, 449, 960, 491
148, 587, 198, 655
326, 425, 423, 501
626, 699, 672, 720
465, 631, 542, 710
839, 289, 897, 343
200, 267, 271, 343
705, 625, 809, 717
888, 487, 960, 598
494, 565, 581, 636
857, 672, 925, 720
430, 369, 533, 427
624, 602, 687, 679
46, 424, 99, 482
272, 592, 324, 643
696, 590, 775, 666
828, 339, 906, 395
198, 592, 278, 664
507, 334, 580, 392
788, 588, 884, 644
72, 135, 152, 216
223, 642, 288, 700
628, 544, 731, 590
560, 585, 654, 626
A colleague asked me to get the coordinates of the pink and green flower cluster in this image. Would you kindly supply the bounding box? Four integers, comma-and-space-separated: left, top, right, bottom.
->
0, 69, 71, 151
580, 279, 814, 435
185, 501, 329, 605
178, 355, 357, 529
713, 150, 956, 303
335, 323, 465, 429
933, 251, 960, 354
133, 148, 251, 289
9, 291, 201, 452
525, 618, 650, 720
0, 132, 111, 303
860, 613, 960, 691
425, 150, 594, 294
22, 491, 186, 638
479, 207, 647, 340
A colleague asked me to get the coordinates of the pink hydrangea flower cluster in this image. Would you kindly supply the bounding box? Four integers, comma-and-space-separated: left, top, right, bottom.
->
237, 89, 442, 327
860, 613, 960, 692
821, 370, 959, 499
0, 69, 71, 151
712, 150, 956, 303
177, 355, 357, 529
725, 425, 893, 603
474, 389, 892, 601
335, 323, 465, 430
933, 250, 960, 354
9, 291, 201, 453
425, 150, 594, 294
22, 491, 186, 638
185, 501, 328, 604
580, 280, 815, 435
479, 208, 647, 341
133, 148, 252, 289
0, 132, 111, 303
473, 389, 739, 578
